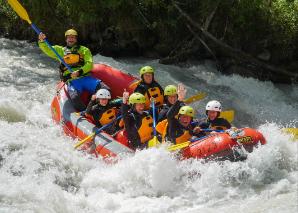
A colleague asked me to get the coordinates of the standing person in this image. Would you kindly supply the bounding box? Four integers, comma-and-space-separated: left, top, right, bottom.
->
38, 29, 105, 111
121, 91, 153, 150
197, 100, 232, 131
167, 84, 200, 144
85, 89, 121, 134
134, 66, 164, 110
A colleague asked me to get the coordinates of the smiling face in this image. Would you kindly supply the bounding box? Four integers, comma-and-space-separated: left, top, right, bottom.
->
143, 73, 153, 84
167, 95, 178, 105
207, 110, 219, 121
98, 98, 109, 106
66, 35, 77, 47
135, 103, 145, 114
179, 115, 192, 127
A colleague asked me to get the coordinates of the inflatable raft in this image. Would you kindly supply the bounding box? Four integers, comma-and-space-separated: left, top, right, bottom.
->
50, 64, 266, 160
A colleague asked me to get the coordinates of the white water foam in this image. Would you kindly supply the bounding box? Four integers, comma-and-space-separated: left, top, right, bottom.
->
0, 38, 297, 212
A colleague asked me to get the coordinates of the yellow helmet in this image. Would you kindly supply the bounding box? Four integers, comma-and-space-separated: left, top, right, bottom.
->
164, 85, 177, 96
65, 29, 78, 37
179, 106, 195, 117
129, 93, 146, 104
139, 66, 154, 76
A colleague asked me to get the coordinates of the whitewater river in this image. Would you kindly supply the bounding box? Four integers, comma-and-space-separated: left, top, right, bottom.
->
0, 38, 297, 213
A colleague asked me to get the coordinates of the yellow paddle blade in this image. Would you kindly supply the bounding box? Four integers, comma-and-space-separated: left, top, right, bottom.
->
148, 136, 161, 148
283, 128, 298, 140
74, 132, 95, 149
219, 110, 234, 123
7, 0, 32, 24
128, 80, 141, 89
167, 141, 190, 152
184, 92, 207, 104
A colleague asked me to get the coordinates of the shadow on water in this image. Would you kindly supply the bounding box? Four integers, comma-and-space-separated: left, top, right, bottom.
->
0, 106, 26, 123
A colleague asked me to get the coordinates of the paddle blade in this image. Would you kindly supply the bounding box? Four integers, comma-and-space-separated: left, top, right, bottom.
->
219, 110, 234, 123
167, 141, 190, 152
7, 0, 32, 24
74, 132, 95, 149
148, 136, 160, 148
184, 92, 207, 104
283, 128, 298, 140
128, 80, 141, 90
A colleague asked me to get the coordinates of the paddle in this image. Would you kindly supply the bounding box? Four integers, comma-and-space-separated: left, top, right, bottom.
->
7, 0, 73, 73
283, 128, 298, 139
184, 92, 207, 104
74, 115, 122, 149
167, 132, 221, 152
219, 110, 234, 123
148, 98, 161, 147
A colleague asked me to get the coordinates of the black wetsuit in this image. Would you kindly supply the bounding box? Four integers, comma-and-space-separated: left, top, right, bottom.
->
167, 100, 199, 144
86, 99, 121, 134
121, 103, 152, 149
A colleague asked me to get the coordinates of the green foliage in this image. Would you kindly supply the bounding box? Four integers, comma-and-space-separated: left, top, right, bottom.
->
0, 0, 297, 62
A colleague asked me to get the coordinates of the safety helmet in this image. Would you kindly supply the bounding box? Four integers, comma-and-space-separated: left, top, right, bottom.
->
206, 100, 222, 112
164, 85, 177, 96
65, 29, 78, 37
179, 106, 195, 117
96, 89, 111, 99
129, 93, 146, 104
139, 66, 154, 76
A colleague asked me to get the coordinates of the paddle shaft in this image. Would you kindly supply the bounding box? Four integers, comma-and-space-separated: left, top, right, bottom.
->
74, 115, 122, 149
7, 0, 73, 72
151, 99, 157, 137
31, 24, 73, 72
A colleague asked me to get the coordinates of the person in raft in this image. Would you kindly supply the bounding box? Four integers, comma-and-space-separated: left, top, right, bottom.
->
85, 89, 122, 134
121, 91, 153, 150
38, 29, 106, 111
167, 84, 201, 144
155, 84, 185, 142
133, 66, 164, 110
196, 100, 232, 133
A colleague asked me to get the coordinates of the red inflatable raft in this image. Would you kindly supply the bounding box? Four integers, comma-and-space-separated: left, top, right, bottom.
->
50, 64, 266, 160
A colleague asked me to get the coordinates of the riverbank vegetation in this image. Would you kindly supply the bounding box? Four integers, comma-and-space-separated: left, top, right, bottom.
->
0, 0, 297, 83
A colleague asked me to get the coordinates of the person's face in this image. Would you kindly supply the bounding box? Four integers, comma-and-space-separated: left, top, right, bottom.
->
135, 103, 145, 114
143, 73, 153, 84
98, 98, 109, 106
167, 95, 177, 105
207, 110, 219, 121
66, 35, 77, 47
179, 115, 192, 127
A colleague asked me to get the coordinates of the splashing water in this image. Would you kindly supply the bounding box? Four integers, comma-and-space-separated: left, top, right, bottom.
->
0, 38, 297, 213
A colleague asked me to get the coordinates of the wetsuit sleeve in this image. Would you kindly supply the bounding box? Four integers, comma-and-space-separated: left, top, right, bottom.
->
78, 46, 93, 75
134, 83, 147, 95
218, 118, 232, 130
157, 105, 168, 122
156, 81, 164, 95
121, 104, 141, 149
167, 100, 182, 119
38, 41, 64, 60
85, 99, 97, 115
110, 98, 123, 108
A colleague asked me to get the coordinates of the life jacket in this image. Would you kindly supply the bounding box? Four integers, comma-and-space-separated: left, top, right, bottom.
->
156, 119, 168, 142
60, 45, 84, 72
144, 87, 164, 109
175, 130, 192, 144
98, 108, 117, 126
137, 115, 154, 143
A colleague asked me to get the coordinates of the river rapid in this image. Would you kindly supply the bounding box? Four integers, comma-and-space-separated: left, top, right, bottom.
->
0, 38, 297, 213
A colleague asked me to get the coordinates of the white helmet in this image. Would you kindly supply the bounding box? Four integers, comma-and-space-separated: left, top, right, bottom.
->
206, 100, 222, 112
96, 89, 111, 99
